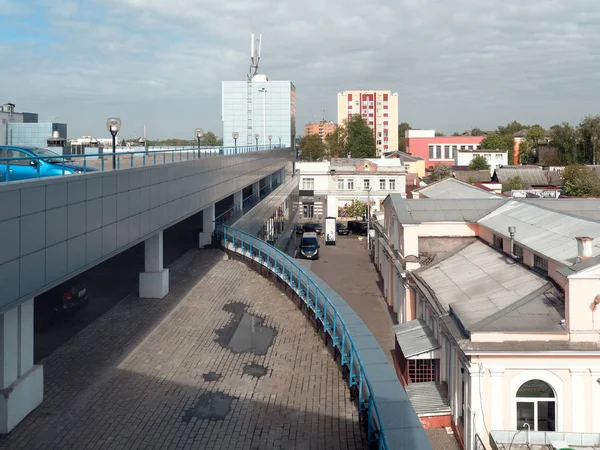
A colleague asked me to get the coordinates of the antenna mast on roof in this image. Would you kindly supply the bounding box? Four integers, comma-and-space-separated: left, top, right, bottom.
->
247, 33, 261, 81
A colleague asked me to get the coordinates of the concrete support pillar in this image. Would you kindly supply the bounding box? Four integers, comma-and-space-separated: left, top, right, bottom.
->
0, 299, 44, 433
233, 190, 243, 214
139, 231, 169, 299
252, 181, 260, 199
267, 174, 273, 190
199, 203, 215, 247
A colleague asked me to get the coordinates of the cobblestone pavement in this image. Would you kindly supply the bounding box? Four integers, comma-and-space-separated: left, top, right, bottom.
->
2, 249, 366, 450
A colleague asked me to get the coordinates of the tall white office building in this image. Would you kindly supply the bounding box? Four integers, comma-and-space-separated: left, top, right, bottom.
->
221, 35, 296, 149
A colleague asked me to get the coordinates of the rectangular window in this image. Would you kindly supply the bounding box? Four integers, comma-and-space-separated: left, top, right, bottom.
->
461, 145, 466, 150
404, 164, 410, 171
408, 359, 439, 383
468, 145, 474, 150
485, 154, 492, 160
513, 244, 524, 259
533, 254, 548, 275
444, 145, 451, 159
493, 234, 503, 250
495, 153, 503, 160
379, 179, 386, 190
363, 179, 370, 190
347, 179, 354, 190
302, 178, 315, 190
389, 179, 396, 190
337, 179, 344, 190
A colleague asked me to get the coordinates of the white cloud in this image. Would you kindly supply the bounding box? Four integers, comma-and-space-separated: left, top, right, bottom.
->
1, 0, 600, 138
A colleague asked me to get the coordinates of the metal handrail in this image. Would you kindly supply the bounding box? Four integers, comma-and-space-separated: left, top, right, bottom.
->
215, 222, 391, 449
0, 144, 278, 183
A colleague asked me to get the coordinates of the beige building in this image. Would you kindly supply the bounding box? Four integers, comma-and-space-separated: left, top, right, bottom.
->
304, 120, 337, 141
337, 90, 399, 156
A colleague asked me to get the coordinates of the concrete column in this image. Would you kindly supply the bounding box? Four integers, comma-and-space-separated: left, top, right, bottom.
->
489, 369, 504, 430
139, 231, 169, 299
233, 190, 243, 214
0, 299, 44, 433
199, 203, 215, 247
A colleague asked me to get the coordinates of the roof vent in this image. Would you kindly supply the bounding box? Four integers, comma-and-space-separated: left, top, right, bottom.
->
576, 237, 593, 263
52, 130, 60, 138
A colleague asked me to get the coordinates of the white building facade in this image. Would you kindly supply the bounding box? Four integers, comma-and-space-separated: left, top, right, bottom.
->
222, 77, 296, 149
297, 158, 406, 219
456, 148, 508, 173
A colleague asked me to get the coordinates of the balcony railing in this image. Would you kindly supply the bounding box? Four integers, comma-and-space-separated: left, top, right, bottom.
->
215, 223, 432, 450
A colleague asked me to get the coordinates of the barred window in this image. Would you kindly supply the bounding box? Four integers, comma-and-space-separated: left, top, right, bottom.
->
533, 254, 548, 275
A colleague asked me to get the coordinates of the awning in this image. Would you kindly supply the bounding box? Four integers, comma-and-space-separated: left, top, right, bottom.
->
405, 381, 451, 417
393, 319, 440, 359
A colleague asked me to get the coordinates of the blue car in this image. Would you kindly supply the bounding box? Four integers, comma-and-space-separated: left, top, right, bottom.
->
0, 145, 97, 182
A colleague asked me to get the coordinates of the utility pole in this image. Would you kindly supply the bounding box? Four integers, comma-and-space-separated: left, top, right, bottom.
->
366, 187, 372, 249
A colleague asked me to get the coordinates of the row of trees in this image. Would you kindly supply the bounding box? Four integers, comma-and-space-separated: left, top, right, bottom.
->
143, 130, 223, 147
298, 115, 376, 161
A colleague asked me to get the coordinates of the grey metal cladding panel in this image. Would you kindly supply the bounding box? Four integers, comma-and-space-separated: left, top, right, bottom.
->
116, 219, 129, 248
102, 173, 117, 196
358, 349, 390, 365
116, 192, 130, 221
116, 172, 130, 193
86, 176, 103, 200
129, 189, 141, 216
21, 186, 45, 215
129, 214, 140, 242
85, 228, 103, 264
67, 235, 86, 272
67, 203, 86, 238
0, 260, 19, 304
362, 362, 399, 383
20, 249, 45, 296
0, 218, 19, 265
46, 206, 67, 247
46, 182, 67, 209
376, 399, 422, 431
0, 190, 20, 222
102, 223, 117, 256
20, 212, 46, 256
67, 179, 87, 204
46, 241, 67, 283
86, 198, 103, 231
129, 170, 141, 190
370, 380, 411, 404
102, 195, 117, 226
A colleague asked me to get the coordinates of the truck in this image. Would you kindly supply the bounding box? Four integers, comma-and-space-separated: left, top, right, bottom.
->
325, 217, 336, 246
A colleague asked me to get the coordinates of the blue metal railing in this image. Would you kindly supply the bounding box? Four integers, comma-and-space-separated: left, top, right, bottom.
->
214, 223, 392, 449
0, 144, 279, 183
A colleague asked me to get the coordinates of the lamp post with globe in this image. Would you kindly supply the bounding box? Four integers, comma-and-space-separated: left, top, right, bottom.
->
106, 117, 121, 170
232, 132, 239, 153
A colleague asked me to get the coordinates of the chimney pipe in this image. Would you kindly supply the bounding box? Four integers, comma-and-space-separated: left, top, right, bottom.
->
508, 225, 516, 256
576, 237, 593, 262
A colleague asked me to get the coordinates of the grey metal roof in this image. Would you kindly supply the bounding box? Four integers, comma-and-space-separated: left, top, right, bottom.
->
405, 382, 451, 417
393, 319, 440, 358
493, 166, 548, 187
452, 170, 492, 183
517, 198, 600, 221
417, 240, 565, 333
478, 200, 600, 265
389, 195, 507, 224
414, 177, 499, 199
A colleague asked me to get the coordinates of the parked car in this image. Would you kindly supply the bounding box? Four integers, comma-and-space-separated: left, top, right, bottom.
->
34, 277, 90, 331
295, 223, 304, 235
303, 222, 323, 235
336, 222, 349, 235
347, 221, 369, 236
298, 232, 320, 260
0, 146, 97, 182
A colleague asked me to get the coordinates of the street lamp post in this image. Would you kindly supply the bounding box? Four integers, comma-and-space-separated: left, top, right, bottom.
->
278, 136, 282, 148
232, 131, 239, 153
195, 128, 204, 159
258, 87, 267, 147
268, 135, 272, 149
254, 133, 260, 151
366, 187, 372, 249
106, 117, 121, 170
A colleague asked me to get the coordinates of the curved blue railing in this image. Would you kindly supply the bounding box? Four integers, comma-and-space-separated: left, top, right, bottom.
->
215, 223, 391, 449
0, 144, 282, 182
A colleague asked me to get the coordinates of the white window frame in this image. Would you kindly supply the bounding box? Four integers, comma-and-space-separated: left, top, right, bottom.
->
363, 179, 370, 190
302, 177, 315, 190
379, 179, 386, 190
389, 179, 396, 190
347, 178, 355, 190
337, 179, 345, 190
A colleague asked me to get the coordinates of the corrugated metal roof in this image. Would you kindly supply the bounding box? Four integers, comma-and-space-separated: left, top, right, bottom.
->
389, 195, 507, 224
517, 198, 600, 221
415, 178, 499, 199
478, 200, 600, 265
405, 382, 451, 416
493, 166, 548, 187
393, 319, 440, 358
452, 170, 492, 183
417, 240, 565, 333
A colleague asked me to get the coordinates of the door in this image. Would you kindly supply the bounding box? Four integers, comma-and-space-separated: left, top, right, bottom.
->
303, 204, 314, 219
4, 149, 39, 181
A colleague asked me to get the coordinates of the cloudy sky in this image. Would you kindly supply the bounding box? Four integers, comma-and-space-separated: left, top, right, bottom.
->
2, 0, 600, 140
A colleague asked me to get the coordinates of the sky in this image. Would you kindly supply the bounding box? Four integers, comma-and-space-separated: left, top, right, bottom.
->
1, 0, 600, 140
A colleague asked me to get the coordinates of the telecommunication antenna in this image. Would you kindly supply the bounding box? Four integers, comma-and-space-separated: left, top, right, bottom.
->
247, 33, 262, 81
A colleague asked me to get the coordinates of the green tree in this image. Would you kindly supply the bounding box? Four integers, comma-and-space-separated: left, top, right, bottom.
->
497, 121, 527, 136
518, 125, 545, 165
339, 199, 367, 218
471, 127, 485, 136
435, 132, 444, 137
452, 132, 460, 136
480, 132, 515, 164
298, 134, 327, 161
468, 155, 491, 171
325, 126, 347, 158
346, 114, 376, 158
562, 164, 600, 196
550, 122, 579, 165
200, 131, 220, 146
398, 122, 411, 152
426, 163, 452, 183
578, 115, 600, 164
502, 176, 524, 192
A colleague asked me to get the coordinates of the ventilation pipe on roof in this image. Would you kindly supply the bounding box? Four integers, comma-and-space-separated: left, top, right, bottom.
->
576, 236, 593, 263
508, 225, 516, 257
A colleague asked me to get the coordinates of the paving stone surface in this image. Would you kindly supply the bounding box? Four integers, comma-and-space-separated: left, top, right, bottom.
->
1, 249, 366, 450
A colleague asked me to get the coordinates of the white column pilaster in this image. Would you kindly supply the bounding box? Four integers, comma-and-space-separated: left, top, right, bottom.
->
571, 369, 586, 432
469, 363, 483, 450
592, 369, 600, 433
139, 231, 169, 299
489, 369, 504, 431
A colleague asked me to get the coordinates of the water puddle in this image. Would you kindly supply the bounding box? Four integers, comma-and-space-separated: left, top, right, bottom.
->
202, 372, 222, 382
183, 392, 236, 423
243, 363, 268, 378
215, 302, 277, 355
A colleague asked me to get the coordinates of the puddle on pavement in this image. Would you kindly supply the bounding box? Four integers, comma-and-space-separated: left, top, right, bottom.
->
183, 392, 236, 423
215, 302, 277, 356
243, 363, 268, 378
202, 372, 222, 382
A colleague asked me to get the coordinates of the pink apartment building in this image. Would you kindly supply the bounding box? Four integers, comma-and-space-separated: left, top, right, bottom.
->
372, 183, 600, 450
406, 130, 485, 169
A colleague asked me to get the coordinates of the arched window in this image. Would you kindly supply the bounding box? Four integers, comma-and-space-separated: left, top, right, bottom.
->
516, 380, 556, 431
